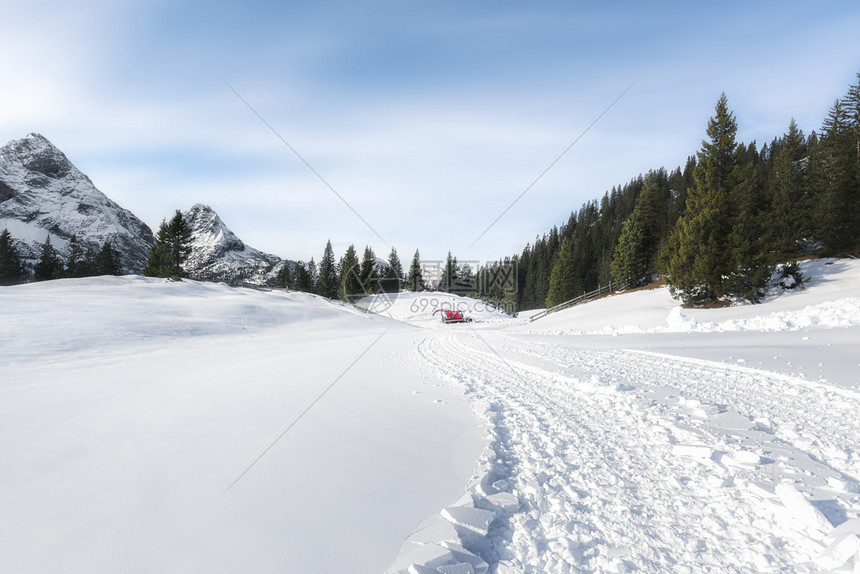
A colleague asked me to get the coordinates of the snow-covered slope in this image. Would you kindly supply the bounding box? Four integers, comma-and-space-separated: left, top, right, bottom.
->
519, 258, 860, 336
0, 133, 154, 272
0, 278, 482, 574
182, 203, 285, 285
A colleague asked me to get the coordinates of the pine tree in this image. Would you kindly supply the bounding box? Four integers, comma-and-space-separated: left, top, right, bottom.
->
306, 257, 318, 289
34, 235, 64, 281
359, 246, 377, 294
82, 245, 98, 277
144, 219, 172, 277
167, 210, 192, 276
293, 262, 313, 292
145, 210, 192, 278
275, 262, 293, 289
546, 236, 577, 307
376, 247, 404, 294
407, 249, 425, 291
812, 98, 859, 252
316, 240, 339, 299
94, 241, 122, 276
338, 245, 362, 302
667, 94, 739, 304
521, 238, 549, 309
440, 251, 458, 292
769, 119, 810, 256
728, 143, 773, 301
0, 228, 26, 285
456, 261, 474, 293
515, 245, 530, 309
610, 172, 665, 286
386, 247, 404, 281
65, 234, 85, 278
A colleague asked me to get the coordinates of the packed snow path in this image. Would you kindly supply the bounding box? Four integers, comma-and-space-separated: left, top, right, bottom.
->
388, 326, 860, 573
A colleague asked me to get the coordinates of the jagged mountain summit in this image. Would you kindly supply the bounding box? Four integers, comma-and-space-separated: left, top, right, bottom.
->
0, 133, 154, 273
182, 203, 285, 286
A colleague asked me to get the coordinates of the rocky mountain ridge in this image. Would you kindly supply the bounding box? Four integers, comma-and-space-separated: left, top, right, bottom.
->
0, 133, 289, 284
182, 203, 286, 286
0, 133, 154, 273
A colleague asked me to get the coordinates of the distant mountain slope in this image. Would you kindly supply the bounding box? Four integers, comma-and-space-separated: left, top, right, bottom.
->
0, 133, 154, 273
182, 203, 286, 285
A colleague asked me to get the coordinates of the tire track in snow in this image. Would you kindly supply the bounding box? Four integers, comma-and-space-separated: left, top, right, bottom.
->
502, 338, 860, 487
388, 329, 834, 573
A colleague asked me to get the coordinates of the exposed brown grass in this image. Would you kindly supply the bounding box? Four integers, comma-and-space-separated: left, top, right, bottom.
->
621, 277, 666, 294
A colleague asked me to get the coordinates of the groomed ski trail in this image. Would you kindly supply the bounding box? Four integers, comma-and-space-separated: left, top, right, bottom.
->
389, 327, 860, 573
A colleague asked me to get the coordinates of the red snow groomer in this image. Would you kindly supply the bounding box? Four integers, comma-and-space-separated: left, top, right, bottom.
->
433, 309, 473, 324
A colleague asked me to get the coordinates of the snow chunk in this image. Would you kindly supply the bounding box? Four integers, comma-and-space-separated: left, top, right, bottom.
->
405, 519, 461, 546
672, 444, 714, 459
486, 491, 520, 513
815, 533, 860, 570
666, 307, 698, 331
388, 542, 488, 574
718, 449, 761, 468
437, 563, 476, 574
774, 483, 832, 539
440, 506, 496, 537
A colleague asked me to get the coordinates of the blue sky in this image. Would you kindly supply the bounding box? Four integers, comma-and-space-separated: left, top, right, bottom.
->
1, 0, 859, 265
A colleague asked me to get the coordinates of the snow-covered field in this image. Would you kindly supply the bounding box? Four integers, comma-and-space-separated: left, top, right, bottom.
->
2, 258, 860, 573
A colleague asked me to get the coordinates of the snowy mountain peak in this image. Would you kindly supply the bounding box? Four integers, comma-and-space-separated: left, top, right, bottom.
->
0, 133, 154, 273
182, 204, 282, 285
3, 133, 74, 180
184, 203, 245, 252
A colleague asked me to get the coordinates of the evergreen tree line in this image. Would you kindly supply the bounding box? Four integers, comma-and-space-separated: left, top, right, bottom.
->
511, 72, 860, 310
0, 228, 122, 285
275, 240, 427, 303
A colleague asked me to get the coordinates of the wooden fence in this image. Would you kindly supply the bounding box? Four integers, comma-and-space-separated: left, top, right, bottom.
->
528, 280, 628, 322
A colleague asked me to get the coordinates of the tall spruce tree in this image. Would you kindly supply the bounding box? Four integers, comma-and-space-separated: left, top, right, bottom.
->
94, 241, 122, 276
456, 261, 475, 293
546, 236, 577, 307
728, 142, 773, 301
610, 171, 668, 287
386, 247, 404, 281
306, 258, 318, 290
407, 249, 425, 291
769, 119, 810, 256
293, 262, 312, 292
316, 240, 339, 299
144, 219, 171, 277
439, 251, 458, 293
812, 99, 858, 252
275, 262, 293, 289
145, 210, 192, 278
521, 238, 550, 309
667, 94, 739, 304
0, 228, 26, 285
33, 236, 64, 281
338, 245, 362, 302
358, 246, 377, 294
65, 234, 85, 278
